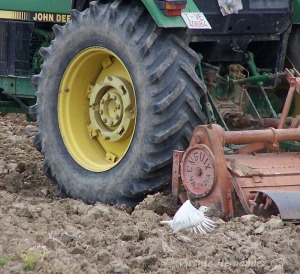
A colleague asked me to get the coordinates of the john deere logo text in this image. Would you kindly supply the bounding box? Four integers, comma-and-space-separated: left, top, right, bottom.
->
32, 13, 70, 23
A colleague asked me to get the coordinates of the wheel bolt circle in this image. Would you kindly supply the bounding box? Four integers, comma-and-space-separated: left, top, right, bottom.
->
89, 76, 134, 142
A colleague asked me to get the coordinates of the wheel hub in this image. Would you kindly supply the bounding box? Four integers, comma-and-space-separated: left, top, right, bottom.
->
99, 88, 122, 127
89, 76, 135, 142
58, 47, 136, 172
180, 144, 216, 197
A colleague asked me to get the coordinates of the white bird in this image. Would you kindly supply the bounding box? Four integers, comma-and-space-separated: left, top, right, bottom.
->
160, 200, 216, 234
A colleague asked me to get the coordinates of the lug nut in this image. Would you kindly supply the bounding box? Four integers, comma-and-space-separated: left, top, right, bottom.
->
116, 104, 121, 109
115, 114, 120, 119
109, 120, 113, 126
103, 118, 107, 123
120, 85, 126, 94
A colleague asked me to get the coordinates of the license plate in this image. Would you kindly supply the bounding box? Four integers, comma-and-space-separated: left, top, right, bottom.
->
181, 12, 212, 29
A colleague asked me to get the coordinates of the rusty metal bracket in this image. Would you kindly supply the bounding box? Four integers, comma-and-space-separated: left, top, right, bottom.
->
172, 124, 235, 219
278, 68, 300, 129
172, 150, 184, 204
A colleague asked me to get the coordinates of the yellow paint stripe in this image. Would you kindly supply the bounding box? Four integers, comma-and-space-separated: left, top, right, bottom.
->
0, 11, 15, 20
0, 10, 29, 21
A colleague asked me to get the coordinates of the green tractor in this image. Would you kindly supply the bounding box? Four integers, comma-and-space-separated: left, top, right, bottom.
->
1, 0, 300, 219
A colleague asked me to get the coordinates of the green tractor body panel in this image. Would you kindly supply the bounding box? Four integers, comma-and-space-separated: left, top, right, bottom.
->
141, 0, 200, 28
0, 0, 70, 23
0, 0, 71, 115
293, 0, 300, 23
0, 1, 70, 14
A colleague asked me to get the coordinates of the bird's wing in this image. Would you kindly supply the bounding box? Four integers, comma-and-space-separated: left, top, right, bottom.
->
191, 216, 216, 234
191, 226, 203, 234
202, 221, 214, 231
161, 200, 217, 234
191, 224, 207, 234
171, 200, 205, 232
203, 216, 216, 225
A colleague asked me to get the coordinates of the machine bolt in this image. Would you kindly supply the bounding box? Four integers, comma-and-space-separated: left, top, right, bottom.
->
115, 114, 120, 119
109, 120, 113, 126
103, 118, 107, 123
195, 167, 202, 176
195, 135, 201, 144
120, 85, 126, 94
92, 104, 99, 111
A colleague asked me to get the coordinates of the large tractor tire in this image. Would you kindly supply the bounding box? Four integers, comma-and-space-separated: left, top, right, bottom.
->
32, 0, 206, 206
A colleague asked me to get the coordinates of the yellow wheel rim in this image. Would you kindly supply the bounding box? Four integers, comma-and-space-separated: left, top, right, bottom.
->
58, 47, 136, 172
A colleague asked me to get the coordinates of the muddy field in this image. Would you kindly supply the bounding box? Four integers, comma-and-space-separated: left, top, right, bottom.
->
0, 114, 299, 274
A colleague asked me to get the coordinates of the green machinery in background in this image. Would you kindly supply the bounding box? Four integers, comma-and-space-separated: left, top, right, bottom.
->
0, 0, 71, 115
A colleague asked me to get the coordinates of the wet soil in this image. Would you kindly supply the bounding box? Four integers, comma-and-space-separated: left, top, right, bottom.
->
0, 114, 299, 274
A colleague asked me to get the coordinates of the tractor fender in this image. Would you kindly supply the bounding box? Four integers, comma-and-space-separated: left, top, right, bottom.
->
141, 0, 200, 28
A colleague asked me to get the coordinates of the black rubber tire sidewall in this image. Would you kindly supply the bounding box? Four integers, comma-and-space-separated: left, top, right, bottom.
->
36, 1, 207, 205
